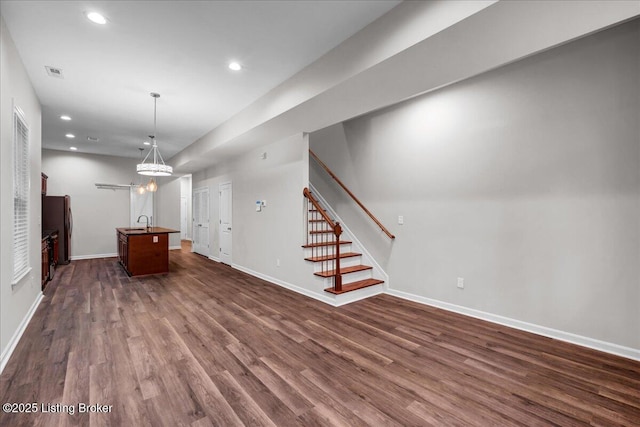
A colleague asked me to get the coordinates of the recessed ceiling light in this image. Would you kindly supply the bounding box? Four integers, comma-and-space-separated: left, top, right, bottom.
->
69, 147, 78, 151
228, 62, 242, 71
65, 133, 75, 139
60, 115, 71, 121
143, 141, 151, 146
86, 11, 107, 25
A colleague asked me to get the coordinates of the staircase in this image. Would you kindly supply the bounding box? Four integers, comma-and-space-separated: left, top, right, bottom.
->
303, 188, 384, 296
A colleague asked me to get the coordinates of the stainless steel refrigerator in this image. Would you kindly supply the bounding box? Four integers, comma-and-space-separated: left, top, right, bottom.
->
43, 195, 72, 264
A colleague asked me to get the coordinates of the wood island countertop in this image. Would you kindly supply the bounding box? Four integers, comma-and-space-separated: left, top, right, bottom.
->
116, 227, 180, 235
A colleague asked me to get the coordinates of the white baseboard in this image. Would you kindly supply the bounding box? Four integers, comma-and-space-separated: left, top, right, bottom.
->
70, 253, 117, 260
232, 264, 336, 306
0, 293, 44, 374
387, 288, 640, 362
169, 245, 182, 250
208, 255, 221, 263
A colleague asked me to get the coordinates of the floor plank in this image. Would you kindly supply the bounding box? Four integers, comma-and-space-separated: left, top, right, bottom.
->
1, 244, 639, 426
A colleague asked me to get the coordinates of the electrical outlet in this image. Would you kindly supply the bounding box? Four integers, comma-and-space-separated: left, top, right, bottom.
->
398, 215, 404, 225
457, 277, 464, 289
276, 258, 280, 267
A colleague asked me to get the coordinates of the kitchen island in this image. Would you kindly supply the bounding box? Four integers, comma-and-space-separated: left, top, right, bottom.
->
116, 227, 180, 276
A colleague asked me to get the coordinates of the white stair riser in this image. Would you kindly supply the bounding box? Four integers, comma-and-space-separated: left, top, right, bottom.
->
314, 275, 331, 289
311, 256, 362, 272
304, 244, 352, 258
340, 269, 374, 284
306, 234, 338, 244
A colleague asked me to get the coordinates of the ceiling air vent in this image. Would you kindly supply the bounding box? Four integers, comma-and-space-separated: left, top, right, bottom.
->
87, 136, 99, 142
45, 66, 64, 78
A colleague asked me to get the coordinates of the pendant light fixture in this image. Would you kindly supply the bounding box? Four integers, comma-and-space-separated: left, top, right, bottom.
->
137, 92, 173, 177
146, 178, 158, 192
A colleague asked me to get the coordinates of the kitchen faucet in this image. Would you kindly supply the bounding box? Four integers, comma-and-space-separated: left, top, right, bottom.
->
137, 215, 150, 231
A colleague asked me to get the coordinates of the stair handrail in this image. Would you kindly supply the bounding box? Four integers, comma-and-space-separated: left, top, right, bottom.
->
309, 149, 395, 239
303, 187, 343, 292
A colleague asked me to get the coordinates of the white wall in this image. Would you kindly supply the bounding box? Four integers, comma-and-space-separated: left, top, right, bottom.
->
42, 149, 143, 258
310, 20, 640, 352
156, 176, 181, 248
192, 133, 314, 297
0, 17, 43, 366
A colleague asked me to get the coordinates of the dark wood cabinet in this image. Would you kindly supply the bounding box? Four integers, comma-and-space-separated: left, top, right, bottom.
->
41, 237, 49, 290
117, 231, 129, 270
50, 231, 59, 266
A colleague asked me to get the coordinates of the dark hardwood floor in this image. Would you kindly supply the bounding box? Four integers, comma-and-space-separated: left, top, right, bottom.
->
1, 244, 639, 426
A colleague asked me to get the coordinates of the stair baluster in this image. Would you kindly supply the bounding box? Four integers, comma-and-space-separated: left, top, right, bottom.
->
303, 188, 342, 292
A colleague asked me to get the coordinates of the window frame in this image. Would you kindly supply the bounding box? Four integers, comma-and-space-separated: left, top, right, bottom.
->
12, 105, 31, 286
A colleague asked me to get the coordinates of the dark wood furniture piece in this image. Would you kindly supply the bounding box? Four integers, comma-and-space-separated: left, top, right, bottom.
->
41, 173, 47, 195
41, 236, 49, 290
42, 195, 71, 265
41, 229, 59, 291
50, 230, 59, 266
116, 227, 180, 276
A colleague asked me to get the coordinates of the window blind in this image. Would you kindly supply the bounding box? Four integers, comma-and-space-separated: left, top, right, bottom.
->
12, 107, 30, 284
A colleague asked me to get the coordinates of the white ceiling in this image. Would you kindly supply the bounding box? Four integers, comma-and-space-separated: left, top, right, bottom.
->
0, 0, 400, 159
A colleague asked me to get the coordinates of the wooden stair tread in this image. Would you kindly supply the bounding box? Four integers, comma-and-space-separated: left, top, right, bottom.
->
309, 229, 335, 234
325, 278, 385, 295
304, 252, 361, 262
314, 264, 372, 277
302, 240, 351, 248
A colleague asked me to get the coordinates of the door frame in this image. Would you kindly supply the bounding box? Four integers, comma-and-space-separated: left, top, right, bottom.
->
219, 181, 232, 265
192, 186, 210, 256
180, 196, 188, 240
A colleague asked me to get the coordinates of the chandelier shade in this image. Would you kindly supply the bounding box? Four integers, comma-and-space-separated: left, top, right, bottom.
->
136, 142, 173, 176
137, 164, 173, 176
137, 93, 172, 177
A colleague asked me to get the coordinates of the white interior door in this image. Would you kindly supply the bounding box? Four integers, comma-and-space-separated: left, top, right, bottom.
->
192, 187, 209, 256
180, 197, 188, 240
219, 182, 232, 265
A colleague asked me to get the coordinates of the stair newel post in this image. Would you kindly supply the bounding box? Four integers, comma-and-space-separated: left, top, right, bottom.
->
334, 222, 343, 292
